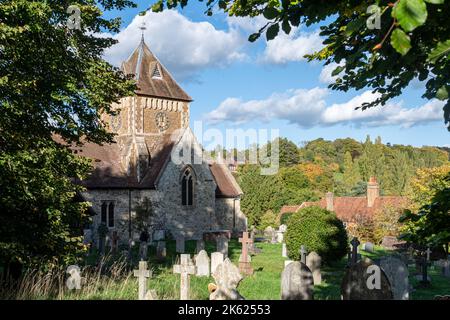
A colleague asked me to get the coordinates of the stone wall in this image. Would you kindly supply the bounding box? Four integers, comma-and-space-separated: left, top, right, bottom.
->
214, 198, 246, 232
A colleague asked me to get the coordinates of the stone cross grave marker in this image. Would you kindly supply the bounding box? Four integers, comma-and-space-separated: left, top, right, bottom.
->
306, 252, 322, 285
134, 261, 152, 300
379, 256, 409, 300
176, 236, 185, 253
238, 232, 253, 275
341, 259, 393, 300
281, 261, 314, 300
350, 237, 360, 266
300, 245, 307, 264
156, 241, 166, 261
211, 252, 224, 274
216, 235, 229, 257
426, 247, 432, 261
195, 250, 210, 277
173, 254, 197, 300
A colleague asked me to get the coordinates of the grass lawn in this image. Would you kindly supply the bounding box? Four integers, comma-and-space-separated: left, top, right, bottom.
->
3, 241, 449, 300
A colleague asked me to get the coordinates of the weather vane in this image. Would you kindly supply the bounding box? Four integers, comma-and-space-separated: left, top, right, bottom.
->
139, 21, 146, 41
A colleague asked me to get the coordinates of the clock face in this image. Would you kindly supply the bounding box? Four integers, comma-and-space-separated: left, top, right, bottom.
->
155, 112, 170, 131
110, 114, 122, 132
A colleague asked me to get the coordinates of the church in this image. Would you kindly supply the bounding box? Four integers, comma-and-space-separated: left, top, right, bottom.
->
78, 36, 247, 244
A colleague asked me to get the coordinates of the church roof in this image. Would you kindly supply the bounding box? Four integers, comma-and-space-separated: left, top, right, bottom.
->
210, 163, 243, 198
121, 39, 192, 102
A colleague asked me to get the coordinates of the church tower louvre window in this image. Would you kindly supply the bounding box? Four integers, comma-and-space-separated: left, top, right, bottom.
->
151, 64, 162, 79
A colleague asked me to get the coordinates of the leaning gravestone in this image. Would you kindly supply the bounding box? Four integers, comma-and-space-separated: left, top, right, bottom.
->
195, 250, 210, 277
379, 256, 409, 300
341, 259, 393, 300
281, 261, 314, 300
209, 258, 245, 300
306, 252, 322, 285
176, 236, 185, 253
211, 252, 224, 274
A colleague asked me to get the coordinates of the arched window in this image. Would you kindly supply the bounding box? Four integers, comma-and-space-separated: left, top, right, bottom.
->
101, 202, 108, 224
100, 201, 114, 228
108, 202, 115, 228
181, 168, 194, 206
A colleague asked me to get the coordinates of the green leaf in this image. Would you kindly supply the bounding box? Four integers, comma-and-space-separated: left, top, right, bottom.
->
436, 86, 449, 100
248, 33, 260, 42
266, 23, 280, 41
393, 0, 428, 32
390, 28, 412, 55
218, 0, 227, 9
331, 65, 345, 76
263, 7, 279, 20
282, 19, 291, 35
428, 39, 450, 63
424, 0, 444, 3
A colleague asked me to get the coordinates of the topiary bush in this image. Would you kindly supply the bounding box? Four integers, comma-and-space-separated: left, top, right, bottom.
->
285, 206, 348, 264
280, 212, 293, 226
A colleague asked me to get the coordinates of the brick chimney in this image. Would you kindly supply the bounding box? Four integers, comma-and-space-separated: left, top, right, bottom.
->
367, 176, 379, 208
326, 192, 334, 211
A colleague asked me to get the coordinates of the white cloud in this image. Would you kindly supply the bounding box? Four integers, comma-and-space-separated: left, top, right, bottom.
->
260, 28, 323, 64
205, 89, 445, 128
103, 10, 247, 80
319, 62, 344, 84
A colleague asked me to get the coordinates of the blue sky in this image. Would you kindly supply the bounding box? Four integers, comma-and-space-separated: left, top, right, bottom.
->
101, 1, 449, 149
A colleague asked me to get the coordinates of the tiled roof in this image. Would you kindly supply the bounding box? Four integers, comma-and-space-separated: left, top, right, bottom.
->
280, 196, 407, 222
210, 163, 243, 198
121, 40, 192, 102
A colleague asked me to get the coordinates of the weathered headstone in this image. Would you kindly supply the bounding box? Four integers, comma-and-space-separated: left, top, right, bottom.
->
284, 260, 293, 267
139, 241, 148, 261
173, 254, 197, 300
111, 231, 119, 254
156, 241, 166, 261
153, 230, 165, 241
281, 261, 314, 300
195, 250, 210, 277
435, 259, 450, 278
238, 232, 253, 275
209, 258, 245, 300
379, 256, 409, 300
279, 224, 287, 233
341, 259, 393, 300
196, 239, 205, 253
362, 242, 374, 253
306, 252, 322, 285
211, 252, 224, 274
216, 235, 229, 257
134, 261, 152, 300
176, 236, 185, 253
300, 245, 307, 264
282, 243, 288, 258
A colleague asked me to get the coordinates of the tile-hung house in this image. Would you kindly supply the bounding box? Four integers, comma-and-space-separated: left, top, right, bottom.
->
76, 37, 247, 244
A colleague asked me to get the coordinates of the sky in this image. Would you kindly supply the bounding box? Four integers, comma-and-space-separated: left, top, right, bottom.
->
100, 1, 449, 149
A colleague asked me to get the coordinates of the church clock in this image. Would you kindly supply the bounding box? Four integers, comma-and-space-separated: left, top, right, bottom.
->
155, 112, 170, 131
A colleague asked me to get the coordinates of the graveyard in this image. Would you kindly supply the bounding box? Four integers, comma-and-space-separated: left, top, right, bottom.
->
3, 236, 449, 300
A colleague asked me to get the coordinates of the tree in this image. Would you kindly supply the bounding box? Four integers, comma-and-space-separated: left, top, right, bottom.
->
342, 151, 362, 194
151, 0, 450, 130
0, 0, 135, 269
278, 138, 300, 167
400, 166, 450, 249
258, 210, 278, 231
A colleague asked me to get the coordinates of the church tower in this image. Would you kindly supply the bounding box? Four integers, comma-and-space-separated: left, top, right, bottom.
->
107, 34, 192, 183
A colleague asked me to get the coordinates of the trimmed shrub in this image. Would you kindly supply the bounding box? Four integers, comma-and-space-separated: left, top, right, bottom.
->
279, 212, 293, 226
285, 206, 348, 264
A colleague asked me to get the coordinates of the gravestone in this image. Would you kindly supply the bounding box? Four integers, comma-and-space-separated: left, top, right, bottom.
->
341, 259, 393, 300
306, 252, 322, 285
379, 256, 409, 300
435, 259, 450, 278
216, 235, 229, 257
173, 254, 197, 300
280, 261, 314, 300
300, 245, 307, 264
176, 236, 185, 253
195, 250, 210, 277
153, 230, 165, 241
238, 232, 253, 275
134, 261, 152, 300
284, 260, 294, 267
362, 242, 374, 253
196, 239, 205, 253
277, 225, 287, 243
209, 258, 245, 300
282, 243, 288, 258
139, 242, 148, 261
156, 241, 166, 261
418, 257, 431, 287
211, 252, 224, 274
